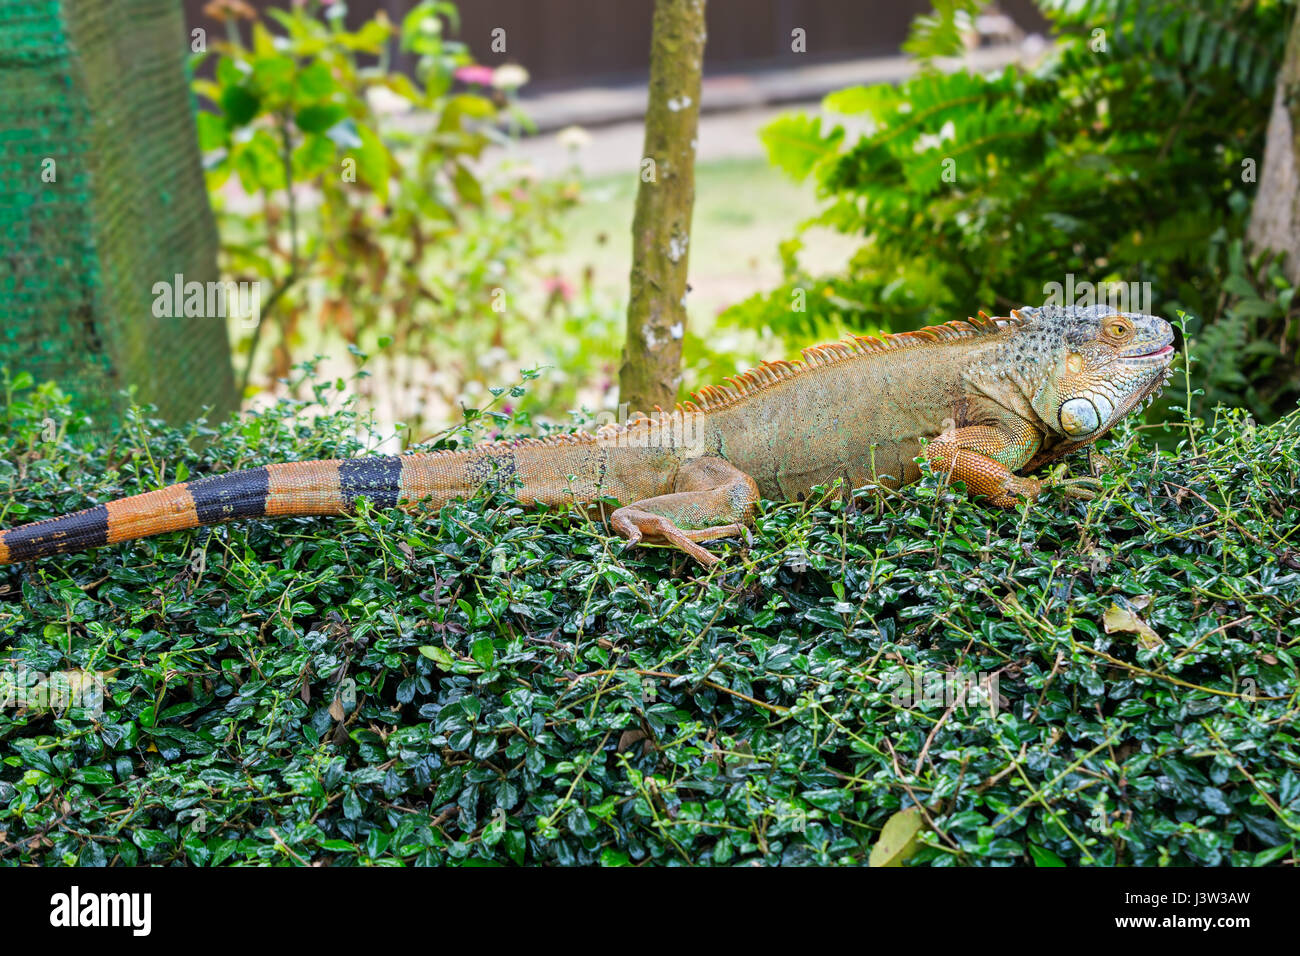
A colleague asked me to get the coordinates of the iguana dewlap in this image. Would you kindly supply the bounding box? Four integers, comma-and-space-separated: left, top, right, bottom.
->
0, 304, 1174, 567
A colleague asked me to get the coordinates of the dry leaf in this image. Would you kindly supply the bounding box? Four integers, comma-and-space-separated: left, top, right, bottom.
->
869, 806, 924, 867
617, 729, 648, 753
1103, 596, 1162, 649
328, 696, 345, 721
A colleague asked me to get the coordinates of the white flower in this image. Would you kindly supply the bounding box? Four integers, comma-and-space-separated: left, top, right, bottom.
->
913, 119, 956, 153
492, 64, 530, 91
556, 125, 592, 151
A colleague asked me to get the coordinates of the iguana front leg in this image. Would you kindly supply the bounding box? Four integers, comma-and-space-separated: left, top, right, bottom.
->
610, 456, 759, 566
925, 420, 1099, 507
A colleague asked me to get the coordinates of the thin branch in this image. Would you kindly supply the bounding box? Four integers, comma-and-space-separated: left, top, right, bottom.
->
238, 111, 301, 398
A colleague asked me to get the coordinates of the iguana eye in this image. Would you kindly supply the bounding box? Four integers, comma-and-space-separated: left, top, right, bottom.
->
1103, 316, 1133, 342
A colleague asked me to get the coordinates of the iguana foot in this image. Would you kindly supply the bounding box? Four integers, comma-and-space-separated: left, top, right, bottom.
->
607, 456, 760, 567
995, 468, 1101, 507
1042, 463, 1103, 500
1050, 476, 1103, 499
611, 510, 744, 566
995, 472, 1101, 508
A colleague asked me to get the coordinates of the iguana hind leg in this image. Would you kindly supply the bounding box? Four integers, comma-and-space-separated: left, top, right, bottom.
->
926, 422, 1099, 507
610, 456, 759, 566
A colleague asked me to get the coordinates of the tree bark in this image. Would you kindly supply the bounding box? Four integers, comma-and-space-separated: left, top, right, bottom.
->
620, 0, 707, 417
1247, 7, 1300, 281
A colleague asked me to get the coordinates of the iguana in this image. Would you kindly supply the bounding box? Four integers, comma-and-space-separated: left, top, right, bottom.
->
0, 304, 1174, 568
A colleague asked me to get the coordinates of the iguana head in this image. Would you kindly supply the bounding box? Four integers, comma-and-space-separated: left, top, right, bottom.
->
1013, 303, 1175, 447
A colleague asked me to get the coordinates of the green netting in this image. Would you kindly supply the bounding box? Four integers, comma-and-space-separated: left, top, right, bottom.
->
0, 0, 236, 428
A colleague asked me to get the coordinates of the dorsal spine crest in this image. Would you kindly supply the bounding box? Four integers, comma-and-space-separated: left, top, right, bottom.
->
680, 312, 1019, 413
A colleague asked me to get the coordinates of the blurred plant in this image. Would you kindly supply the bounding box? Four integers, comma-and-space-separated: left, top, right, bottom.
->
732, 0, 1300, 422
194, 0, 580, 438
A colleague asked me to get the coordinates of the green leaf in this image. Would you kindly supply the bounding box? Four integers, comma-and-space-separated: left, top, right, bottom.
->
1253, 842, 1294, 866
760, 114, 841, 181
251, 54, 296, 103
71, 767, 114, 786
823, 84, 888, 116
195, 112, 228, 152
215, 56, 246, 89
504, 828, 527, 865
296, 62, 337, 102
452, 161, 482, 206
352, 123, 391, 202
470, 637, 495, 669
296, 103, 347, 134
1028, 844, 1066, 867
294, 133, 336, 176
219, 85, 261, 127
419, 645, 455, 670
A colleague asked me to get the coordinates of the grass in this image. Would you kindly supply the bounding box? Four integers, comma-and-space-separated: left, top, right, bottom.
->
1, 366, 1297, 866
538, 156, 858, 323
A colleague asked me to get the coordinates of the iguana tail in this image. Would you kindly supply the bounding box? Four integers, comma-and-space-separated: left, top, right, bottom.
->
0, 440, 603, 565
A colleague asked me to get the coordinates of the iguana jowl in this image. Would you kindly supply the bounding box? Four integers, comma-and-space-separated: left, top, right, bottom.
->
0, 304, 1174, 567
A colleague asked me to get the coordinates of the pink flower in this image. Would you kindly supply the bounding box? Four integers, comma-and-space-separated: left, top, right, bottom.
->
542, 276, 575, 302
454, 65, 496, 86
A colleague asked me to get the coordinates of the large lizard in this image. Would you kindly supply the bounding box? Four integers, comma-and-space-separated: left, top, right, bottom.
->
0, 304, 1174, 567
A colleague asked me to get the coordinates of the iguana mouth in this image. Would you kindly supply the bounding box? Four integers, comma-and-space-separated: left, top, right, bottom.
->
1130, 344, 1175, 359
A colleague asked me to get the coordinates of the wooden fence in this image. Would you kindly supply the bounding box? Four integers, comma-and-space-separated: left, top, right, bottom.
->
182, 0, 1046, 89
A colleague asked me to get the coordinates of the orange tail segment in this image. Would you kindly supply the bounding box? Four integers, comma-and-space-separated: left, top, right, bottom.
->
0, 456, 454, 566
0, 436, 613, 566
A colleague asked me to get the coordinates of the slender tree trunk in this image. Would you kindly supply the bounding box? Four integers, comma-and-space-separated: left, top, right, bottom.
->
1247, 8, 1300, 281
620, 0, 707, 417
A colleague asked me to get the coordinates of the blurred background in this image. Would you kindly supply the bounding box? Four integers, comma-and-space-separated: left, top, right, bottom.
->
184, 0, 1047, 88
193, 0, 1049, 442
2, 0, 1297, 444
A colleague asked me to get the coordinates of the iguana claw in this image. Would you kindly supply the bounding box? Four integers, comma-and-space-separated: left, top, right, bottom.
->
1001, 466, 1102, 505
1043, 464, 1103, 500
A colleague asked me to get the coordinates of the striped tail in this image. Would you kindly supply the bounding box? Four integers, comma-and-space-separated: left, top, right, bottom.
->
0, 455, 444, 566
0, 435, 615, 566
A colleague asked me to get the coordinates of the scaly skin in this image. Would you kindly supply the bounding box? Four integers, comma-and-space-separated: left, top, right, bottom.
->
0, 304, 1174, 567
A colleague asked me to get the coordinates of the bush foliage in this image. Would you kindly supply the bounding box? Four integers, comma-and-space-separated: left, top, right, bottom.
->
733, 0, 1300, 422
1, 365, 1297, 867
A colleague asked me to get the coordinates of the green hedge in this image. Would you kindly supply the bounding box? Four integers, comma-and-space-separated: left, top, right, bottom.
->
1, 372, 1297, 866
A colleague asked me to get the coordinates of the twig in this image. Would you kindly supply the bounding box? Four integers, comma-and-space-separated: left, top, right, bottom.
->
238, 111, 302, 398
566, 668, 788, 714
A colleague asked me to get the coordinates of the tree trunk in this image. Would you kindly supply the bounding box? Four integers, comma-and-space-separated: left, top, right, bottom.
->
1247, 7, 1300, 281
620, 0, 707, 417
